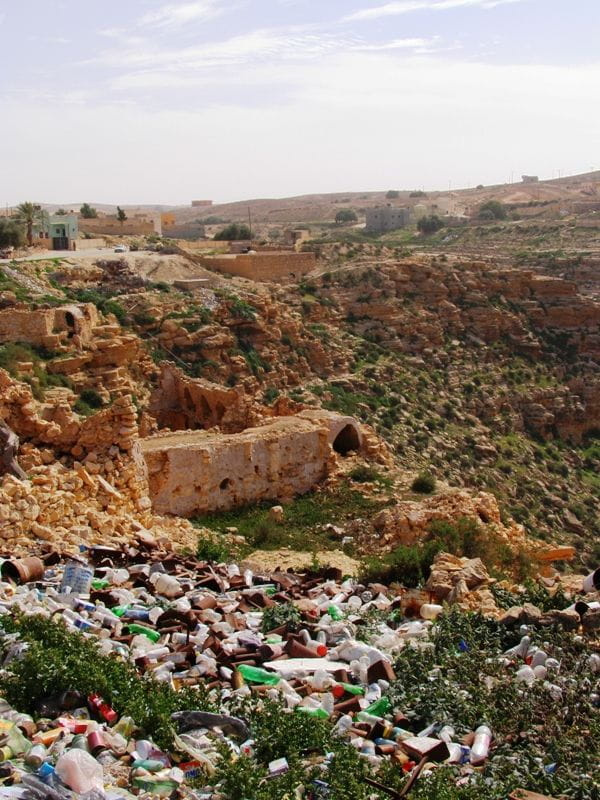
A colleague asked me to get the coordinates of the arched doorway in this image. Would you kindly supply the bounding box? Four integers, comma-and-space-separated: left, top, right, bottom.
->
332, 424, 360, 455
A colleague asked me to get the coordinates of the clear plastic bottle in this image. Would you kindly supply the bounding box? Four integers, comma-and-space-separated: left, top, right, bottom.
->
470, 725, 492, 765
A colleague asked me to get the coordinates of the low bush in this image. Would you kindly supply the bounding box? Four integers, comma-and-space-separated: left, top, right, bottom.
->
411, 471, 436, 493
261, 602, 301, 634
197, 535, 231, 563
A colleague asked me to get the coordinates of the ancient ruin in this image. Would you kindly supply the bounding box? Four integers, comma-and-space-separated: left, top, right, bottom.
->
139, 411, 363, 516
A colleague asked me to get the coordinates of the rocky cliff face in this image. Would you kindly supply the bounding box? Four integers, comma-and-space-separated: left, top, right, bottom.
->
0, 248, 598, 567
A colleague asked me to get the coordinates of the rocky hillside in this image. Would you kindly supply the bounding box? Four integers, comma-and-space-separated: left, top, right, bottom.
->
1, 243, 598, 574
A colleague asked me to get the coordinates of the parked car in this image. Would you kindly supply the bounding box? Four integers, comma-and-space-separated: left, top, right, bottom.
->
114, 244, 128, 253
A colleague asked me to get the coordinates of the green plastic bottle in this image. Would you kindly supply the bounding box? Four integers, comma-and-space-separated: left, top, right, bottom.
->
327, 605, 343, 621
237, 665, 281, 685
125, 624, 160, 643
364, 697, 391, 717
91, 578, 109, 590
296, 707, 329, 719
339, 683, 365, 696
111, 605, 130, 617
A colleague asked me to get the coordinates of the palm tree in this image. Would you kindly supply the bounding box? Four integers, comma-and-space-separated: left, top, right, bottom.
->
15, 202, 43, 246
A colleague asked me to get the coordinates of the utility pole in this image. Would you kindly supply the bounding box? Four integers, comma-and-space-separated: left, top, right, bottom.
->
247, 206, 253, 242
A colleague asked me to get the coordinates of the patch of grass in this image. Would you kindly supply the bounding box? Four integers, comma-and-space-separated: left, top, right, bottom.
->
197, 535, 231, 563
192, 482, 391, 553
348, 464, 392, 487
0, 342, 72, 399
66, 288, 128, 325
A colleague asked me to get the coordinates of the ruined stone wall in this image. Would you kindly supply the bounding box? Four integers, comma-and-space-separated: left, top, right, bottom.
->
202, 252, 316, 282
148, 363, 253, 433
79, 218, 157, 236
139, 414, 362, 516
0, 308, 54, 346
0, 304, 98, 349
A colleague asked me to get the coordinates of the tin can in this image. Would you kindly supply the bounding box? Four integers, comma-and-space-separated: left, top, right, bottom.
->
87, 731, 105, 755
0, 746, 12, 762
25, 744, 47, 768
71, 734, 91, 752
583, 568, 600, 594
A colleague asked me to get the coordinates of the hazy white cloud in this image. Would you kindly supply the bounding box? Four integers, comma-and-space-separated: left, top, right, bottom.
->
4, 52, 598, 206
346, 0, 523, 21
100, 27, 365, 75
356, 37, 436, 50
140, 0, 227, 28
99, 25, 440, 90
27, 34, 71, 44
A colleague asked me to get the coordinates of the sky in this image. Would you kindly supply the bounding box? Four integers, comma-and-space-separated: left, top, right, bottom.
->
1, 0, 599, 205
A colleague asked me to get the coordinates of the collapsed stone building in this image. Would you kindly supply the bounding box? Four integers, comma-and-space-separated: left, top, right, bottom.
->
139, 411, 362, 516
142, 364, 366, 516
0, 304, 98, 350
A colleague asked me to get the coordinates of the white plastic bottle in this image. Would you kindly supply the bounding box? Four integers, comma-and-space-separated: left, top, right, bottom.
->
470, 725, 492, 765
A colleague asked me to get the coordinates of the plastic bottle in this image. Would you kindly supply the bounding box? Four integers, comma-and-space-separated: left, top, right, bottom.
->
515, 665, 536, 685
517, 635, 531, 659
25, 744, 47, 768
237, 665, 281, 686
531, 650, 547, 668
299, 630, 328, 656
333, 715, 353, 736
588, 654, 600, 673
38, 762, 67, 795
152, 573, 182, 598
88, 694, 118, 725
55, 750, 104, 795
321, 693, 335, 716
332, 683, 364, 698
296, 707, 329, 719
364, 697, 391, 717
124, 624, 161, 643
470, 725, 492, 765
123, 605, 151, 622
439, 724, 455, 743
420, 603, 443, 620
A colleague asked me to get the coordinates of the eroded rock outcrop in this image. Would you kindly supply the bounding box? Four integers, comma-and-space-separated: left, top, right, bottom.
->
372, 489, 526, 552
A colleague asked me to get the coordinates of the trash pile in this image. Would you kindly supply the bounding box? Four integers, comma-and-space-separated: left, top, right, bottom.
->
0, 545, 596, 799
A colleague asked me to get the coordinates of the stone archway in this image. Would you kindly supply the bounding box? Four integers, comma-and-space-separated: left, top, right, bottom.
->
332, 423, 361, 455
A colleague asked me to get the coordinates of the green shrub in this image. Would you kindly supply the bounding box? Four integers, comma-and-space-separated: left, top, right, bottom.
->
261, 602, 301, 634
197, 535, 231, 563
0, 614, 213, 750
417, 215, 445, 235
411, 471, 436, 493
79, 387, 104, 409
478, 200, 507, 220
214, 223, 251, 241
263, 387, 280, 404
361, 540, 442, 588
133, 310, 157, 326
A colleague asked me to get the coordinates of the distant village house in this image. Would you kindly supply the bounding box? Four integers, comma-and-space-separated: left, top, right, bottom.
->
365, 206, 411, 233
34, 213, 78, 251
